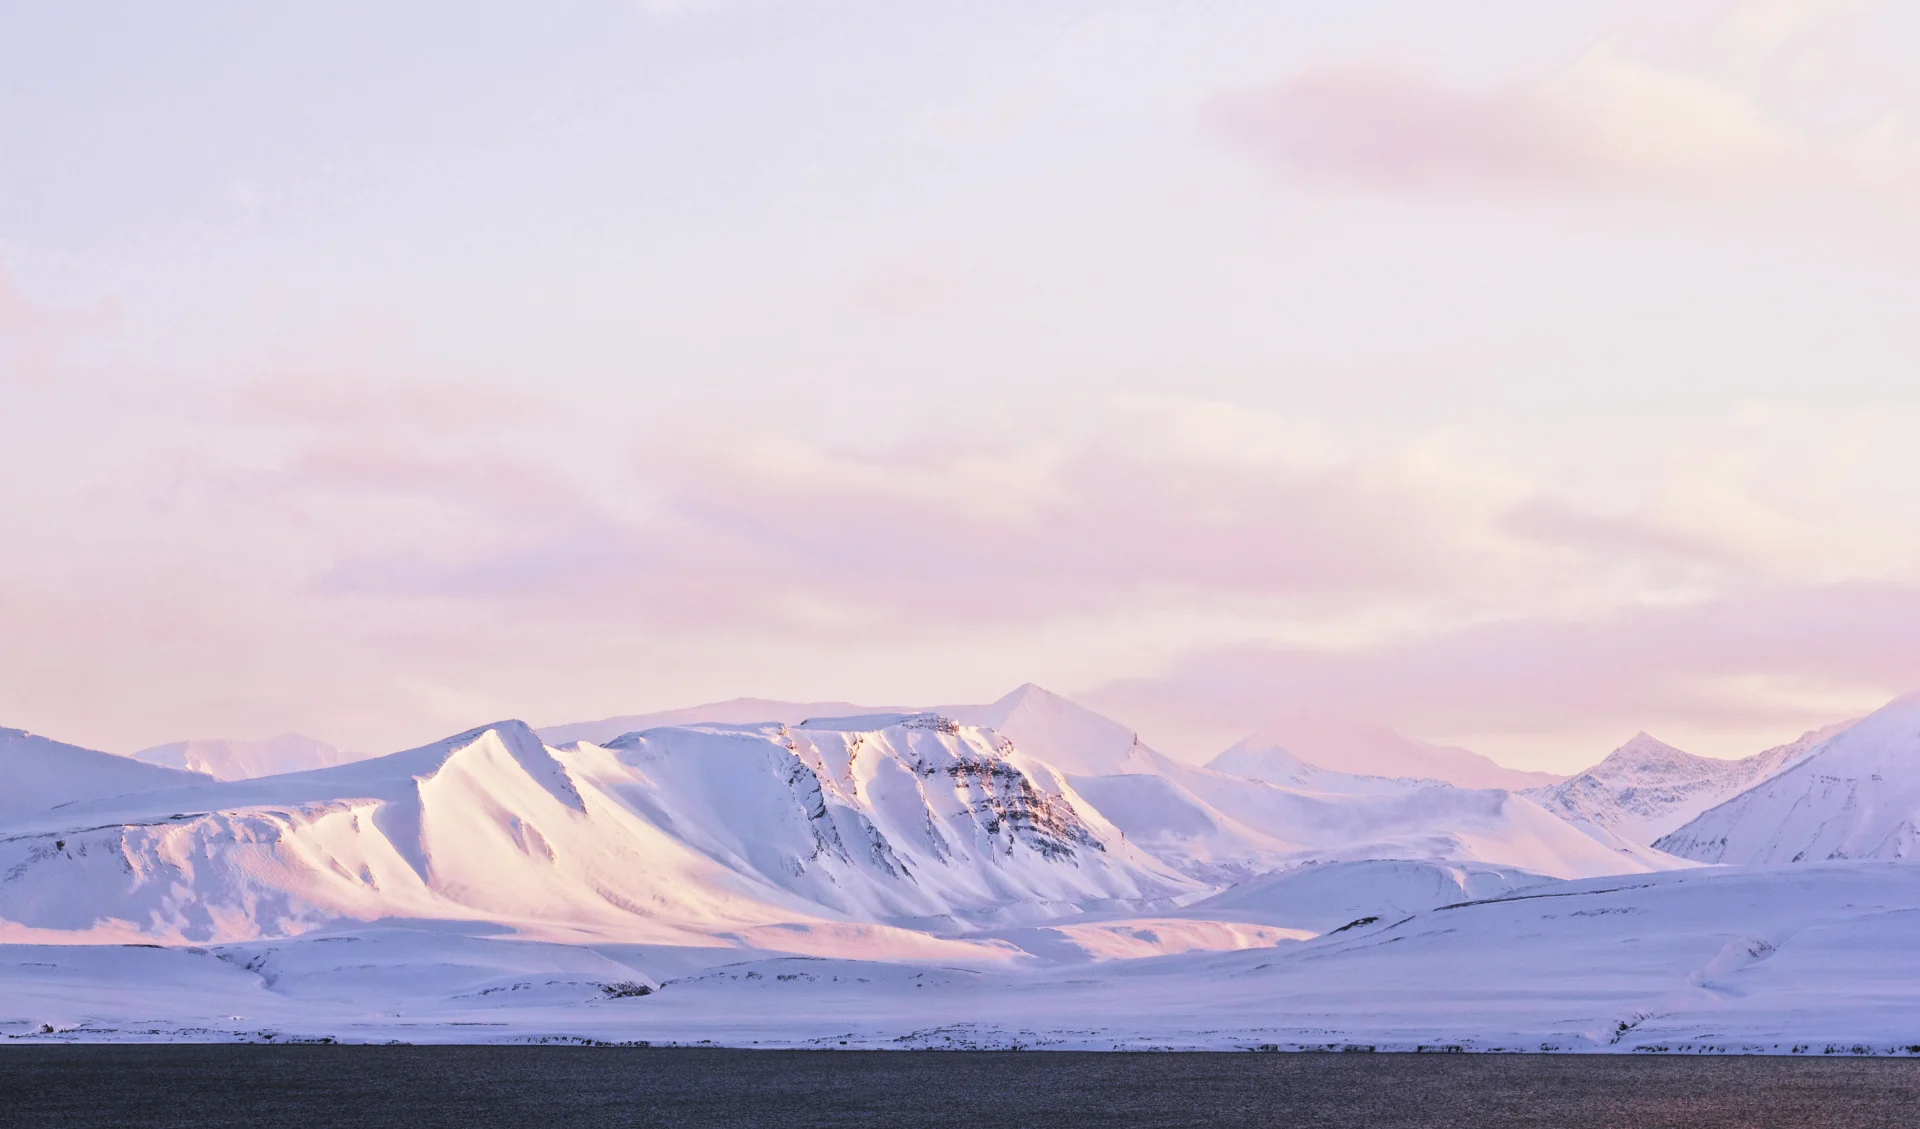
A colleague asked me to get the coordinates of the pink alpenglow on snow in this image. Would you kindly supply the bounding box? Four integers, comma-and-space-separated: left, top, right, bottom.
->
9, 0, 1920, 1056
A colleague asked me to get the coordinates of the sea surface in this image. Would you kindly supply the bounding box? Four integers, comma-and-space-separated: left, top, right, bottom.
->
4, 1046, 1920, 1128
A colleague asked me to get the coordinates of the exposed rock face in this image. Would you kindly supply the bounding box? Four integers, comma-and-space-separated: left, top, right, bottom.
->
1526, 726, 1848, 847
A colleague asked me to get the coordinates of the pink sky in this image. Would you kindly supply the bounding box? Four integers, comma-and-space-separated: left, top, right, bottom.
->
5, 1, 1920, 770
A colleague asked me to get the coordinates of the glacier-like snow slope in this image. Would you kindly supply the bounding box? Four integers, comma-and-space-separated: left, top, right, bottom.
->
0, 727, 211, 825
1525, 726, 1848, 847
1213, 726, 1563, 791
10, 860, 1920, 1052
131, 733, 367, 781
1205, 743, 1441, 795
1658, 694, 1920, 865
1072, 745, 1678, 883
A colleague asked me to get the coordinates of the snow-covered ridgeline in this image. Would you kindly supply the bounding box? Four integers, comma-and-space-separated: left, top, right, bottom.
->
1524, 724, 1851, 847
8, 686, 1920, 1049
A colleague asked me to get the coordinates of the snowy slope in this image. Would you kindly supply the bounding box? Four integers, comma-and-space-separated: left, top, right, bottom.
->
1072, 745, 1680, 882
1205, 742, 1439, 794
1524, 727, 1844, 847
13, 859, 1920, 1052
1168, 858, 1555, 933
941, 684, 1146, 777
0, 727, 210, 826
1215, 725, 1562, 791
1657, 694, 1920, 865
131, 733, 365, 780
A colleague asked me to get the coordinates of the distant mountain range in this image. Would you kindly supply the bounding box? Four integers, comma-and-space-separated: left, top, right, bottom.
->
6, 684, 1915, 1050
1525, 724, 1851, 846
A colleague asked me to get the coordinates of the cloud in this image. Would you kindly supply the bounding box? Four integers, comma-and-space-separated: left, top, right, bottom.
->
18, 383, 1920, 758
295, 398, 1525, 634
1208, 45, 1916, 202
0, 272, 62, 383
1091, 581, 1920, 761
848, 254, 960, 318
224, 396, 1920, 644
1725, 0, 1869, 64
235, 377, 536, 433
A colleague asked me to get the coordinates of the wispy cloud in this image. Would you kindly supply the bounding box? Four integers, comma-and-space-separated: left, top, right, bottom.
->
1208, 42, 1917, 205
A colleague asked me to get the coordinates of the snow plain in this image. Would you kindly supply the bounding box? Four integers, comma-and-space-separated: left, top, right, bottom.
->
4, 686, 1919, 1053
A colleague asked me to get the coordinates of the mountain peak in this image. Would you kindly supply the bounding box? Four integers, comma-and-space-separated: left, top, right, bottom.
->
991, 682, 1062, 709
1605, 732, 1691, 763
942, 686, 1142, 776
131, 732, 362, 781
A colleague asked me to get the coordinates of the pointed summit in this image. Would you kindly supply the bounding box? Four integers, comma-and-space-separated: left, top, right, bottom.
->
1530, 723, 1850, 848
941, 685, 1147, 776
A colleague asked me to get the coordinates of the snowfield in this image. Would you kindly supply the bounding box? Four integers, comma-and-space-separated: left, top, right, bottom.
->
5, 687, 1920, 1052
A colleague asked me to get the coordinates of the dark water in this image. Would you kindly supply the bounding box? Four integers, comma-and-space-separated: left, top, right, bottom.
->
3, 1047, 1920, 1128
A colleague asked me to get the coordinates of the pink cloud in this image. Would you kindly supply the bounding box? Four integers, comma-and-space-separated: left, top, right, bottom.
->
235, 376, 536, 432
848, 255, 959, 317
1208, 50, 1913, 200
1210, 68, 1570, 190
1090, 581, 1920, 757
0, 272, 61, 383
15, 389, 1920, 757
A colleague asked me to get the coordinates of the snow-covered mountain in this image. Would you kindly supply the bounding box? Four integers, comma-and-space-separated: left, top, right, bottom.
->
1215, 726, 1562, 791
1076, 746, 1674, 882
1657, 695, 1920, 865
12, 688, 1920, 1052
0, 689, 1682, 953
942, 684, 1147, 777
539, 684, 1146, 777
1523, 726, 1847, 847
131, 733, 365, 780
0, 713, 1189, 948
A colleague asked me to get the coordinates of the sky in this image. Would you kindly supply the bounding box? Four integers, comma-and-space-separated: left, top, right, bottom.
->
6, 0, 1920, 771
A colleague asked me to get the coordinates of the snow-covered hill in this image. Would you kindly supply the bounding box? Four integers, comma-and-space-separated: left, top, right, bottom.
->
131, 733, 365, 780
0, 727, 210, 825
1524, 727, 1846, 846
1656, 695, 1920, 865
